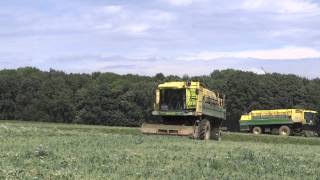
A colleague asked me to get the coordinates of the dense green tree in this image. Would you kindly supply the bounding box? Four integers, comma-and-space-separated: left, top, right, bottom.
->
0, 67, 319, 131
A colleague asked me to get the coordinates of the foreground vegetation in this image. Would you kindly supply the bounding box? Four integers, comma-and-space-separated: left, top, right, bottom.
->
1, 67, 320, 131
1, 121, 320, 179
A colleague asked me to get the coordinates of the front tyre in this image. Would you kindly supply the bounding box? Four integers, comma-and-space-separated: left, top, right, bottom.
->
199, 119, 211, 140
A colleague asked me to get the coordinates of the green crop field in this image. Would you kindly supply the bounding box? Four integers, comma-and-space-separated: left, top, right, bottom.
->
1, 121, 320, 179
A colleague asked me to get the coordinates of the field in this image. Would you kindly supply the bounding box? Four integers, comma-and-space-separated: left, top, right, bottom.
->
1, 121, 320, 179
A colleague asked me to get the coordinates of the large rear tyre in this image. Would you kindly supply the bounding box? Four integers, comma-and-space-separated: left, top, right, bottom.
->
199, 119, 211, 140
279, 125, 290, 136
252, 126, 262, 135
212, 127, 221, 141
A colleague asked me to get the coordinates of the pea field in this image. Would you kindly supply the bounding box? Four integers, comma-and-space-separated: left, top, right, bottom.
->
1, 121, 320, 179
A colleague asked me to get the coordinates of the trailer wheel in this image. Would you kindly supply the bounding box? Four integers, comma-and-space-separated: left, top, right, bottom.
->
199, 119, 211, 140
252, 126, 262, 135
303, 130, 312, 137
271, 128, 279, 135
279, 125, 290, 136
212, 127, 221, 141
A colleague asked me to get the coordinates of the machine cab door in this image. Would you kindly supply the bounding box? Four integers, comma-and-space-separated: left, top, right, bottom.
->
185, 88, 197, 110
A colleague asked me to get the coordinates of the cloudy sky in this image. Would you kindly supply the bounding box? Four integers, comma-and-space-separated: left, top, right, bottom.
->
1, 0, 320, 78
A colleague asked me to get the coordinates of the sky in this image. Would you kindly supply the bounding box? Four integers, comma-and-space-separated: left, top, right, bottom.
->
0, 0, 320, 78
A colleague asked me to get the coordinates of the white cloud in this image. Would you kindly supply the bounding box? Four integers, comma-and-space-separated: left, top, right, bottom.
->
163, 0, 194, 6
236, 47, 320, 59
122, 24, 150, 34
100, 5, 122, 13
269, 28, 305, 37
94, 23, 113, 30
180, 46, 320, 60
89, 7, 175, 34
242, 0, 320, 14
145, 10, 177, 22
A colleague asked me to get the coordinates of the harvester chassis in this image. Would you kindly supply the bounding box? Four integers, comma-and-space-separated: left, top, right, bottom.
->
249, 123, 320, 136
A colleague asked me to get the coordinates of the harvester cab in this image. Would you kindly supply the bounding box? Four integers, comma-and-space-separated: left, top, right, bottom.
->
141, 81, 226, 140
157, 81, 197, 113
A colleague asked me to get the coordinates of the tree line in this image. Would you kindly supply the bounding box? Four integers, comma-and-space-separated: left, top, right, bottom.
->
0, 67, 319, 131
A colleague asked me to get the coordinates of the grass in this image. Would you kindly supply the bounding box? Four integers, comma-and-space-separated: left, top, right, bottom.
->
1, 121, 320, 179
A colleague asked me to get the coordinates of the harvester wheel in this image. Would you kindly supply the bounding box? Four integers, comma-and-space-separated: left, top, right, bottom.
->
279, 125, 291, 136
199, 119, 211, 140
212, 127, 221, 141
252, 126, 262, 135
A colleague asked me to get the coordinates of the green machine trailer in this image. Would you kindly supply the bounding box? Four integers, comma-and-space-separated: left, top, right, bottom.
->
240, 109, 320, 136
141, 81, 226, 140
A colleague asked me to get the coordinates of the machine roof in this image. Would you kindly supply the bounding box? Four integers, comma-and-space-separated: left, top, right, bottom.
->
158, 81, 200, 89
